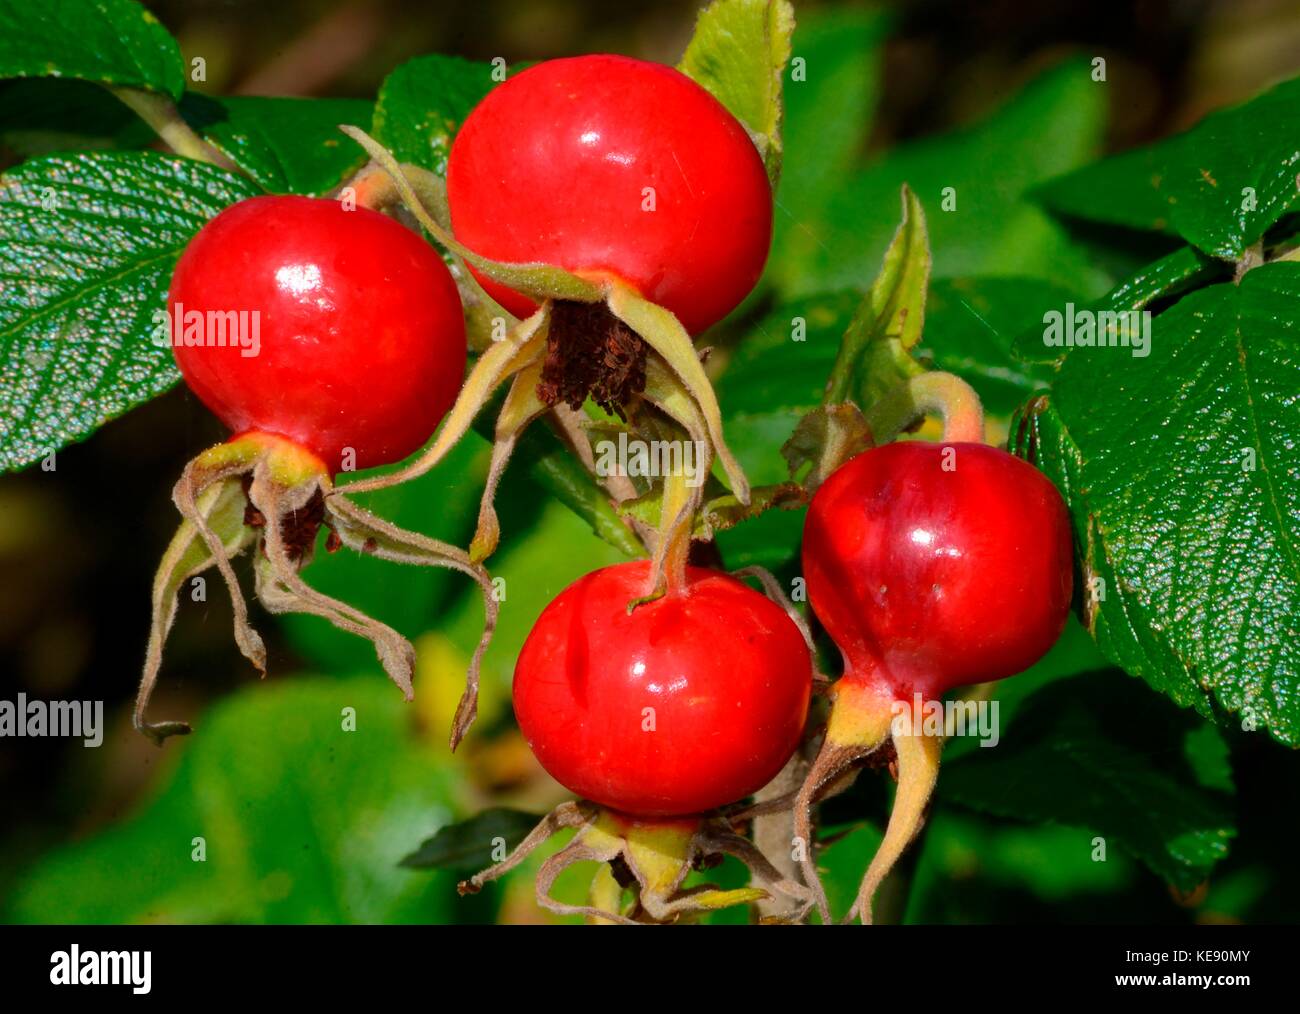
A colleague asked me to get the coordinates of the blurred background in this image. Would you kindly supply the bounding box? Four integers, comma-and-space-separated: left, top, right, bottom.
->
3, 0, 1300, 924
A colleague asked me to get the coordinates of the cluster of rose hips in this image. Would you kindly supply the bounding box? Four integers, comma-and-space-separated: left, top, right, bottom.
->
145, 53, 1073, 923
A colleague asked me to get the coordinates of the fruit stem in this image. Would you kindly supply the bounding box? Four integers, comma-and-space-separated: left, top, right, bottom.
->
109, 87, 241, 172
865, 371, 985, 444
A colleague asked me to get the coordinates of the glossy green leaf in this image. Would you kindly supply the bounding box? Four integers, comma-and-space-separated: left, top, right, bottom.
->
1013, 262, 1300, 746
6, 677, 462, 923
942, 670, 1236, 892
0, 0, 185, 99
1037, 78, 1300, 259
181, 95, 372, 195
0, 151, 259, 472
782, 61, 1110, 300
678, 0, 794, 183
372, 54, 499, 176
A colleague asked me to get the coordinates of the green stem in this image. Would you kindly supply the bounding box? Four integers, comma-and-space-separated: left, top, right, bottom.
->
110, 87, 240, 171
864, 371, 985, 444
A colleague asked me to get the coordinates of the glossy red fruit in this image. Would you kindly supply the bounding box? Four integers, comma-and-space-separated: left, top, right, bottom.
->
514, 561, 811, 817
802, 442, 1073, 699
447, 54, 773, 336
169, 195, 466, 473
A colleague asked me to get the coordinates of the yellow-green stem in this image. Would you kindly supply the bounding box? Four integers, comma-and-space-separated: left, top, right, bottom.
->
110, 87, 240, 171
864, 371, 985, 444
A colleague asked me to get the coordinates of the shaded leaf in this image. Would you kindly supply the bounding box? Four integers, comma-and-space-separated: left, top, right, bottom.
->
6, 678, 462, 923
401, 808, 539, 875
782, 61, 1110, 299
767, 7, 888, 292
942, 670, 1236, 892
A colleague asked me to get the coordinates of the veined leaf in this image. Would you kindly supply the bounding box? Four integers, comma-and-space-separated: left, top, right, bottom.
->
0, 151, 258, 471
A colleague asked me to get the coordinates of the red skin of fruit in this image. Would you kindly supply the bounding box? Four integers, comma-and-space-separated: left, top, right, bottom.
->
513, 560, 812, 817
802, 442, 1074, 701
169, 195, 466, 473
446, 54, 773, 336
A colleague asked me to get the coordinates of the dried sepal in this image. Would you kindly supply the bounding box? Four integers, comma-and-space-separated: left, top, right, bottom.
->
782, 402, 874, 492
338, 126, 603, 305
136, 470, 256, 744
325, 493, 499, 749
470, 358, 550, 563
605, 279, 750, 505
793, 681, 945, 924
139, 432, 499, 747
248, 460, 419, 699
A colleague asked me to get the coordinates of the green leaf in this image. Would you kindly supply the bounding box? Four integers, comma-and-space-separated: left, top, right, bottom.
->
678, 0, 794, 184
181, 95, 372, 195
372, 54, 499, 176
768, 7, 887, 292
1013, 262, 1300, 746
826, 184, 930, 407
6, 677, 463, 923
1037, 78, 1300, 259
941, 670, 1236, 892
0, 0, 185, 99
400, 808, 538, 875
903, 811, 1145, 922
0, 151, 259, 472
781, 61, 1111, 300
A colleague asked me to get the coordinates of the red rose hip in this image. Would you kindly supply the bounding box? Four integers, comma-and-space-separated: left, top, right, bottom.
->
513, 560, 812, 817
447, 54, 773, 335
802, 441, 1074, 696
169, 194, 466, 473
